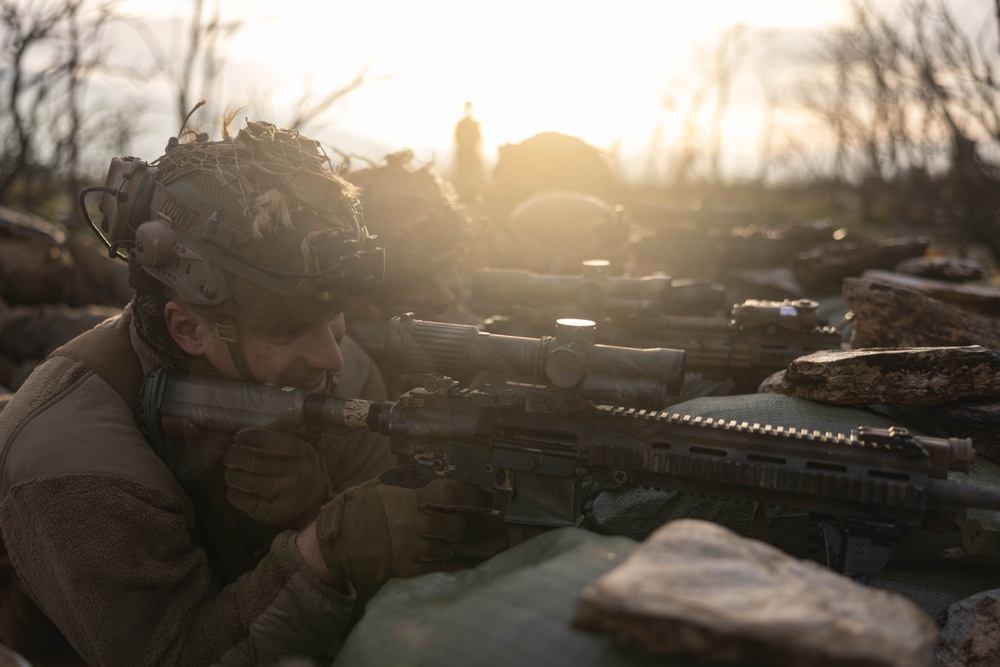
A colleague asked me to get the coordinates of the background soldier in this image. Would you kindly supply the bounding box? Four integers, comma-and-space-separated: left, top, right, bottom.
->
344, 150, 477, 379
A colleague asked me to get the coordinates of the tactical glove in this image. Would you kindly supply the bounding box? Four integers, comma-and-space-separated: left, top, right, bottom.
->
316, 466, 494, 590
223, 428, 331, 527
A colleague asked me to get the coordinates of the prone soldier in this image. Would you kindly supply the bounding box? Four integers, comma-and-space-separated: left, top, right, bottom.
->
0, 121, 492, 666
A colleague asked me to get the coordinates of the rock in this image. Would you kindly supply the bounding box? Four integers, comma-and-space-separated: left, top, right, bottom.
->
721, 219, 841, 270
0, 206, 75, 305
0, 204, 66, 244
0, 304, 120, 360
861, 269, 1000, 317
793, 236, 929, 294
935, 588, 1000, 667
928, 399, 1000, 467
893, 256, 985, 282
572, 519, 937, 667
64, 234, 132, 307
758, 346, 1000, 405
842, 277, 1000, 350
722, 266, 806, 302
0, 236, 75, 305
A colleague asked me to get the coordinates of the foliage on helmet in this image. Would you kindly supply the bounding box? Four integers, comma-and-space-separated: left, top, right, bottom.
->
345, 150, 471, 286
144, 120, 380, 318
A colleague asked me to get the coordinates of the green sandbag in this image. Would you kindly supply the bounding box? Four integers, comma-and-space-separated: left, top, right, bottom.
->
335, 528, 683, 667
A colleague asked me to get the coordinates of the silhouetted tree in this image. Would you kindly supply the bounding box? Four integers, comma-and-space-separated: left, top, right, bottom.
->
0, 0, 117, 210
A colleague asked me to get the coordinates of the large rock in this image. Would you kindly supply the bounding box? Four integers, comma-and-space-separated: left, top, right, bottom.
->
935, 589, 1000, 667
842, 277, 1000, 350
573, 519, 937, 666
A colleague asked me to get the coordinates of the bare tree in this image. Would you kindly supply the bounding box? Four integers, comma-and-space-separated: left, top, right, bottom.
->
287, 64, 371, 131
0, 0, 117, 209
126, 0, 241, 134
706, 24, 751, 186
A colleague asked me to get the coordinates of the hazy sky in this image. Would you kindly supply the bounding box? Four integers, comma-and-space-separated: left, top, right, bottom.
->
105, 0, 989, 180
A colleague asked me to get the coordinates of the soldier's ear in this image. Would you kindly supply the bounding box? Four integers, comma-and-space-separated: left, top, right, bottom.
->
163, 300, 211, 356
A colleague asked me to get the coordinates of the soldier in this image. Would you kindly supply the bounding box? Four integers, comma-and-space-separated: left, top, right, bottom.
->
343, 151, 476, 375
452, 101, 487, 204
0, 121, 492, 666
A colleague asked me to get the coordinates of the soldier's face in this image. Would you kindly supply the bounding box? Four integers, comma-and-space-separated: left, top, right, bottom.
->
207, 311, 347, 391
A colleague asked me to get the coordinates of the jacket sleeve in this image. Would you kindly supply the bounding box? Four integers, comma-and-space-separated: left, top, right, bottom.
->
1, 476, 353, 667
0, 364, 353, 667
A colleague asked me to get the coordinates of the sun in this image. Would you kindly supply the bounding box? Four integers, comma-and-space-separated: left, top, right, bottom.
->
115, 0, 852, 174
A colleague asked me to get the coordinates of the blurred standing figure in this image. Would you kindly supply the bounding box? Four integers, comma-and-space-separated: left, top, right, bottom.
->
453, 101, 487, 203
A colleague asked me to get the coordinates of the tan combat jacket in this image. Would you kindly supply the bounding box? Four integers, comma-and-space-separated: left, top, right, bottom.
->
0, 305, 396, 666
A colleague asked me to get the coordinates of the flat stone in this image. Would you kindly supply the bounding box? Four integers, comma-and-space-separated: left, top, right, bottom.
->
893, 256, 985, 282
759, 346, 1000, 405
794, 236, 928, 293
862, 269, 1000, 316
572, 519, 937, 666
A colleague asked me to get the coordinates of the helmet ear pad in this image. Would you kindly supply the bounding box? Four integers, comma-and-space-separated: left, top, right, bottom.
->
131, 217, 231, 307
93, 157, 159, 259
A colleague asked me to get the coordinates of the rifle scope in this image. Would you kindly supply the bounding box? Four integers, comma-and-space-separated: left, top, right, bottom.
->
384, 313, 685, 409
471, 261, 726, 317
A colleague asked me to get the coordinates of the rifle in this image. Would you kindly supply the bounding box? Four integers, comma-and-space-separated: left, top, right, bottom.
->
472, 267, 843, 389
138, 317, 1000, 578
471, 264, 728, 318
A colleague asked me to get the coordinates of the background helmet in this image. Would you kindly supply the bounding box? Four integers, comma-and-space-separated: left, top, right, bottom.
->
495, 190, 628, 274
344, 150, 471, 290
489, 131, 623, 218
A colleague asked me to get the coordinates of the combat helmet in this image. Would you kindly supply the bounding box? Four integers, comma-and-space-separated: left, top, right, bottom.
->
496, 190, 628, 274
344, 150, 470, 289
80, 120, 384, 324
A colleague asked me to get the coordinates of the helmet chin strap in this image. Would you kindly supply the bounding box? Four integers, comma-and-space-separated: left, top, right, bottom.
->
215, 315, 259, 383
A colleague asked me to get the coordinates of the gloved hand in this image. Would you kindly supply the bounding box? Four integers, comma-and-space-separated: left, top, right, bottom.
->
223, 428, 331, 527
315, 466, 494, 591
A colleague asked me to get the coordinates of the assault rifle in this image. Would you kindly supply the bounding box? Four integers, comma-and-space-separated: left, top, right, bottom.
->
473, 267, 844, 389
471, 263, 728, 318
138, 317, 1000, 578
